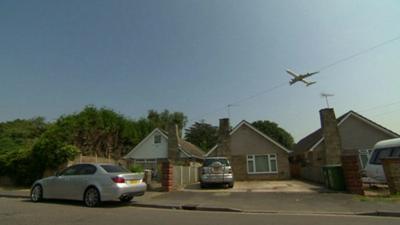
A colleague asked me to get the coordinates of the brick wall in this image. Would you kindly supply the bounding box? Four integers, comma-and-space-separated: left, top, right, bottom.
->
382, 158, 400, 195
341, 154, 364, 195
161, 161, 174, 192
320, 108, 342, 165
167, 123, 180, 162
216, 118, 231, 158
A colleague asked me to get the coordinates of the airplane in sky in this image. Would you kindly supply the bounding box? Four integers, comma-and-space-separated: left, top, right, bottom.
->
286, 69, 318, 86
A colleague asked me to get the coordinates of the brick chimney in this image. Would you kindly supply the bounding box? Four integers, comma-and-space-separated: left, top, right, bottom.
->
217, 118, 231, 158
167, 123, 180, 162
319, 108, 342, 165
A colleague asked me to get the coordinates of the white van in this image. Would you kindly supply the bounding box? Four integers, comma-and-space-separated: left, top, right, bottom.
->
364, 138, 400, 183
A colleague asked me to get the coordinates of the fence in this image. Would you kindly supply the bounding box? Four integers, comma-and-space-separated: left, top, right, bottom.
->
172, 164, 200, 188
68, 154, 126, 166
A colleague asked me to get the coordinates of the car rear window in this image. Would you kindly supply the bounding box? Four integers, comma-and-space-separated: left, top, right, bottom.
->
101, 165, 129, 173
203, 158, 230, 167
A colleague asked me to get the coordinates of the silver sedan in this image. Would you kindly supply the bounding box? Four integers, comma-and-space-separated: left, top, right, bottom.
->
30, 163, 146, 207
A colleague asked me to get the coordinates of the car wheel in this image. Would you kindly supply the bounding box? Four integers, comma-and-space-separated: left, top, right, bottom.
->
31, 184, 43, 202
120, 196, 133, 203
200, 183, 207, 189
84, 187, 101, 207
228, 183, 234, 188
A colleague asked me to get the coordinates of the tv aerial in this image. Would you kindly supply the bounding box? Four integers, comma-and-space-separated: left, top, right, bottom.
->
321, 93, 334, 108
226, 104, 239, 119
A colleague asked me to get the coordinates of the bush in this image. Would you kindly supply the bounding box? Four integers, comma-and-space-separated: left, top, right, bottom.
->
129, 165, 144, 173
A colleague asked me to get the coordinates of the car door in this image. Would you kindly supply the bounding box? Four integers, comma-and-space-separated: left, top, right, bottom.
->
51, 165, 81, 199
68, 164, 97, 200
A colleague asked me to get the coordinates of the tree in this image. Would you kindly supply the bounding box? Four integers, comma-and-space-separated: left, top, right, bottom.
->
185, 121, 218, 152
0, 117, 49, 184
33, 106, 139, 160
251, 120, 294, 149
0, 106, 189, 185
147, 109, 187, 132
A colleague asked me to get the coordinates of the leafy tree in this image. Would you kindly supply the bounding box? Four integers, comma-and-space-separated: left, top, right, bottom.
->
31, 124, 80, 172
0, 117, 49, 184
147, 109, 187, 132
251, 120, 294, 149
33, 106, 135, 160
185, 121, 218, 152
0, 106, 189, 184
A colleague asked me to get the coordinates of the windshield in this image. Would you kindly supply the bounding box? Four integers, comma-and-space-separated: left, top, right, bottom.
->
100, 165, 130, 173
369, 147, 400, 165
203, 158, 230, 167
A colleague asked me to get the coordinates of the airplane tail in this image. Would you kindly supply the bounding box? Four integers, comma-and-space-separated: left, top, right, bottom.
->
306, 82, 316, 86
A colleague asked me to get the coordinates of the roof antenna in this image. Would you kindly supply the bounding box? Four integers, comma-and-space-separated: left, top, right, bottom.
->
226, 104, 238, 119
321, 93, 334, 108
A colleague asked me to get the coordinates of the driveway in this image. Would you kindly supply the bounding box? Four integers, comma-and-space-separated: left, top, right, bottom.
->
183, 179, 327, 193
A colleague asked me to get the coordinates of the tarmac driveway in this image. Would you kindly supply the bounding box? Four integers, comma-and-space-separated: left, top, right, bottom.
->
183, 180, 326, 193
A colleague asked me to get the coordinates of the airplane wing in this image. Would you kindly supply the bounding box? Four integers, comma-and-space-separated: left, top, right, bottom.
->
286, 69, 299, 78
302, 71, 319, 78
300, 79, 309, 84
301, 79, 316, 86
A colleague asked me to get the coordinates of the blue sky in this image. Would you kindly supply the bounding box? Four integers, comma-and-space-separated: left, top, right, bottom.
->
1, 0, 400, 141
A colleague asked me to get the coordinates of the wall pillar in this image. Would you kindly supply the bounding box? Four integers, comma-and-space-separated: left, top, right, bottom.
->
382, 158, 400, 195
161, 161, 174, 192
341, 154, 364, 195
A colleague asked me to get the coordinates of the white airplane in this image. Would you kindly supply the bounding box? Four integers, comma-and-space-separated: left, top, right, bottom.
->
286, 69, 318, 86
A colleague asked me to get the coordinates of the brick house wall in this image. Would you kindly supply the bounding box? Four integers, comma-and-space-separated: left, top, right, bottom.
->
229, 122, 290, 180
231, 155, 290, 180
296, 110, 398, 184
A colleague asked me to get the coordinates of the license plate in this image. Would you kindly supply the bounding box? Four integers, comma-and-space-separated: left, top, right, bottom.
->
127, 180, 140, 184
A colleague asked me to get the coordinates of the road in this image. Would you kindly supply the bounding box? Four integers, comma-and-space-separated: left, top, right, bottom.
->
0, 197, 399, 225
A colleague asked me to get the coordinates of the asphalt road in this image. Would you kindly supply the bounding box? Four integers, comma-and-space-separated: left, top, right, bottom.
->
1, 197, 399, 225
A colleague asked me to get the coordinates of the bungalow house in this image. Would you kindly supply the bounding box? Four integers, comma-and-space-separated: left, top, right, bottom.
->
206, 119, 291, 180
124, 124, 204, 179
293, 109, 399, 183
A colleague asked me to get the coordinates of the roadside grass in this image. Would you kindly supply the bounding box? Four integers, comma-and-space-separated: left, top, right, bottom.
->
356, 186, 400, 203
356, 194, 400, 203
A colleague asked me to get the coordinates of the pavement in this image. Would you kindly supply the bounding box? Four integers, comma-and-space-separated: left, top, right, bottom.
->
2, 197, 400, 225
1, 182, 399, 217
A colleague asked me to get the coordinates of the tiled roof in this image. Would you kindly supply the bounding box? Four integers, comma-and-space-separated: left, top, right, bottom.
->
179, 139, 205, 159
293, 110, 399, 154
162, 128, 205, 159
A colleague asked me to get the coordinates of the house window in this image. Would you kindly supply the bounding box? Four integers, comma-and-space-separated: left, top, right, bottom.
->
358, 149, 372, 168
247, 154, 278, 174
154, 134, 161, 144
134, 159, 158, 178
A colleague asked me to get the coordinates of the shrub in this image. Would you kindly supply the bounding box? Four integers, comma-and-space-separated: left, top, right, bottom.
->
129, 165, 144, 173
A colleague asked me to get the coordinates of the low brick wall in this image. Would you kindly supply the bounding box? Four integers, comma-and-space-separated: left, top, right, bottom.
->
341, 155, 364, 195
382, 158, 400, 195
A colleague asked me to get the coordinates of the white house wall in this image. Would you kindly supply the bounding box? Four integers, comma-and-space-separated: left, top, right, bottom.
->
128, 130, 168, 159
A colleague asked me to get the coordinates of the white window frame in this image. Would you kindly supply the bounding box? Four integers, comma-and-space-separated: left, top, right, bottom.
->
134, 159, 157, 164
247, 154, 278, 174
154, 134, 162, 144
358, 149, 372, 169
